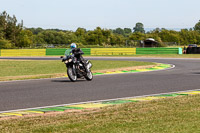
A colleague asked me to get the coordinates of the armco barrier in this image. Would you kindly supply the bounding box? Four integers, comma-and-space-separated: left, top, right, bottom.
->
1, 49, 46, 56
91, 48, 136, 55
46, 49, 66, 56
0, 48, 183, 56
136, 48, 182, 54
46, 48, 91, 56
82, 48, 91, 55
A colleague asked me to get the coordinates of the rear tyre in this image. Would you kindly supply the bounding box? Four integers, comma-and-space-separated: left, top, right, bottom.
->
67, 67, 77, 82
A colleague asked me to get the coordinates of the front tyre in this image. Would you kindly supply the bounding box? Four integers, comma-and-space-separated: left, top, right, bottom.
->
67, 67, 77, 82
85, 71, 93, 81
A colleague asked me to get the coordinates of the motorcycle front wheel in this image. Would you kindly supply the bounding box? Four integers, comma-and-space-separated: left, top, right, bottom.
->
84, 71, 93, 81
67, 67, 77, 82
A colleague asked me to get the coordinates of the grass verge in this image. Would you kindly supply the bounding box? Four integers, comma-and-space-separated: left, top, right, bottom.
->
0, 60, 156, 81
0, 94, 200, 132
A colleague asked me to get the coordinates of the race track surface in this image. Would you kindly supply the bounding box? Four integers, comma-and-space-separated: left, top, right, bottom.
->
0, 57, 200, 112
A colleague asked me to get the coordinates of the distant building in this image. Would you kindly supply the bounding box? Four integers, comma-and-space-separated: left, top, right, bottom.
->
140, 38, 158, 47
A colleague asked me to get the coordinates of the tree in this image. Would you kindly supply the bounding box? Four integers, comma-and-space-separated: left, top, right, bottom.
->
158, 29, 180, 43
113, 28, 125, 36
28, 27, 44, 34
129, 32, 146, 40
16, 30, 33, 48
74, 28, 86, 44
124, 28, 132, 34
110, 34, 125, 46
75, 28, 86, 37
0, 11, 7, 39
179, 29, 200, 45
101, 29, 111, 45
93, 27, 104, 45
85, 31, 96, 45
133, 22, 145, 33
5, 15, 23, 45
194, 20, 200, 32
151, 28, 161, 34
0, 39, 13, 48
0, 11, 23, 47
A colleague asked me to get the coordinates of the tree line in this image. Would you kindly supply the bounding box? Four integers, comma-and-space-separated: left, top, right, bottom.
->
1, 11, 200, 49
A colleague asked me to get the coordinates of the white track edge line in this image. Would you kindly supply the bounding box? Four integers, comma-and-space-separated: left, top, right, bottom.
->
0, 87, 199, 114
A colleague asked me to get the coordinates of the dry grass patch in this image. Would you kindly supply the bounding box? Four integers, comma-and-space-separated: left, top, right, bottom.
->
1, 95, 200, 132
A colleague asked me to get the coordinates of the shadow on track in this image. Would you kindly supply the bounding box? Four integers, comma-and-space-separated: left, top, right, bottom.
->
191, 72, 200, 75
51, 79, 86, 82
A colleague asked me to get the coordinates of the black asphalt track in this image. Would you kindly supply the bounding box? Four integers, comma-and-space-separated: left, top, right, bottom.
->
0, 57, 200, 111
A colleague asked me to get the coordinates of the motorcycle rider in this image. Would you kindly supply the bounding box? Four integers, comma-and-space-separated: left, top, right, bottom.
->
63, 43, 89, 72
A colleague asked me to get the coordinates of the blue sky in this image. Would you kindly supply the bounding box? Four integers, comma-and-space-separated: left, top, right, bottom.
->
0, 0, 200, 30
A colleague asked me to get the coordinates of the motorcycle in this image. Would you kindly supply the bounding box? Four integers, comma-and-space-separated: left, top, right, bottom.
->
60, 49, 93, 82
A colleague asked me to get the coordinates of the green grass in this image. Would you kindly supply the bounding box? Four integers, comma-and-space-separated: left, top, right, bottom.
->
1, 94, 200, 133
0, 60, 155, 80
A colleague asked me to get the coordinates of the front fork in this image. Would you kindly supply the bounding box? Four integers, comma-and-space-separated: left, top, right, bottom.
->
72, 64, 76, 75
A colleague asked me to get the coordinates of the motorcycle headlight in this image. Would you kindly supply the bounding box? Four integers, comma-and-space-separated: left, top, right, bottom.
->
65, 59, 72, 64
